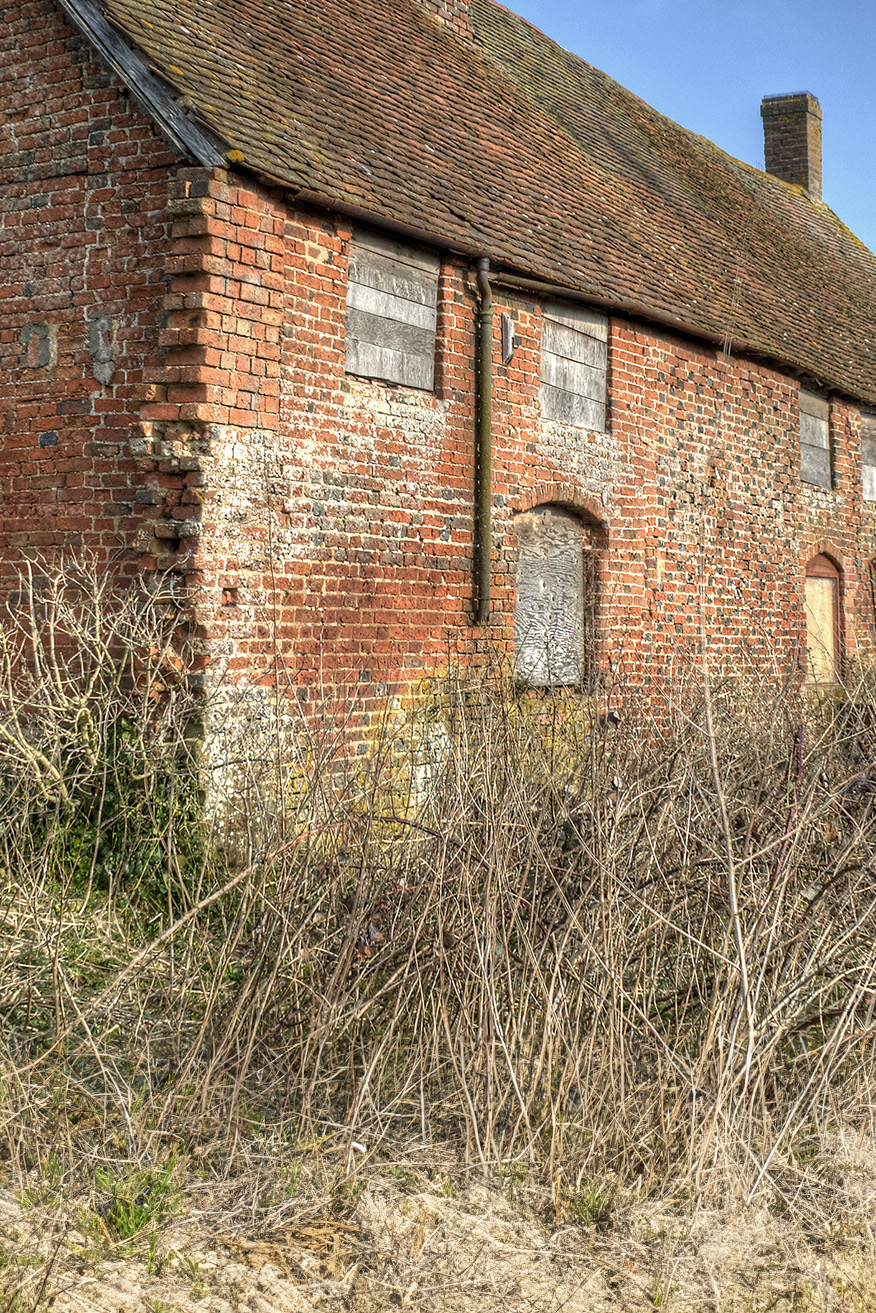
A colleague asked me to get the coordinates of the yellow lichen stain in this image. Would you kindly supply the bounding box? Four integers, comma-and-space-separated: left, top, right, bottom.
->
352, 662, 607, 817
815, 202, 874, 251
228, 149, 245, 163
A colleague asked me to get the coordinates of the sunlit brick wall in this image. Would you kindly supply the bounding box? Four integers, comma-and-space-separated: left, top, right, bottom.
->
4, 0, 876, 728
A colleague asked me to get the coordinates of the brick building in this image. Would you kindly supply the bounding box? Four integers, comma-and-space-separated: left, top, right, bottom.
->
3, 0, 876, 720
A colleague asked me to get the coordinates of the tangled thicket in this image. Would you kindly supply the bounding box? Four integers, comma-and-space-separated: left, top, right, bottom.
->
2, 564, 876, 1218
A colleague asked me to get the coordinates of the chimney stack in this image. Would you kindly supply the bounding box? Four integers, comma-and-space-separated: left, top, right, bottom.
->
760, 92, 822, 202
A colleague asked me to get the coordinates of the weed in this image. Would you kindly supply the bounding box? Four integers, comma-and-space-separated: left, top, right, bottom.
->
0, 1249, 42, 1272
173, 1254, 207, 1298
498, 1162, 530, 1202
554, 1177, 616, 1231
385, 1166, 420, 1192
17, 1153, 65, 1210
332, 1174, 368, 1217
275, 1161, 302, 1200
94, 1161, 184, 1244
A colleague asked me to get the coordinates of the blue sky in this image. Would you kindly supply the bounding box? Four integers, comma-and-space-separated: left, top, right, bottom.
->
511, 0, 876, 253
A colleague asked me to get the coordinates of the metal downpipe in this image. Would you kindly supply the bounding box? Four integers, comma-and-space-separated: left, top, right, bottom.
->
474, 257, 493, 625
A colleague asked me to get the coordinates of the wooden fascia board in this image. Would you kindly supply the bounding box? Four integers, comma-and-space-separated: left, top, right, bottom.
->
57, 0, 227, 168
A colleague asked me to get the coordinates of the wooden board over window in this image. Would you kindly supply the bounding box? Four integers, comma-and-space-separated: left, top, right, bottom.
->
345, 230, 439, 390
804, 554, 839, 685
540, 301, 607, 430
800, 390, 830, 489
862, 413, 876, 502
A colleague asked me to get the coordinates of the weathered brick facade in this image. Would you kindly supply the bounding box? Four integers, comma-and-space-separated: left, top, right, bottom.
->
3, 0, 876, 726
0, 0, 178, 573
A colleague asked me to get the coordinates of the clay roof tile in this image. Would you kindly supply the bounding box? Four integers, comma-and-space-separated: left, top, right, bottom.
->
76, 0, 876, 402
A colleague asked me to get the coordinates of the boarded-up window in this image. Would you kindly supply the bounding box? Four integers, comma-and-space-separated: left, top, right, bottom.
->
862, 413, 876, 501
540, 302, 607, 429
800, 390, 830, 488
804, 554, 840, 685
345, 231, 439, 390
514, 506, 594, 686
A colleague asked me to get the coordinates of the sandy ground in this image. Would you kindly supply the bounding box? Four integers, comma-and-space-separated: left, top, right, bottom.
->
2, 1171, 876, 1313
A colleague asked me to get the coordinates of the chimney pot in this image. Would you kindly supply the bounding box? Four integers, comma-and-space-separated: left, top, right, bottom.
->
761, 92, 822, 202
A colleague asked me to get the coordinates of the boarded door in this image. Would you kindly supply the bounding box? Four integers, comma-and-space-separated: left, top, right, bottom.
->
514, 506, 588, 686
804, 555, 839, 684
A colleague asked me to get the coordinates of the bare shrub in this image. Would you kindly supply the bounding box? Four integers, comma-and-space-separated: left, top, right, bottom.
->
2, 563, 876, 1231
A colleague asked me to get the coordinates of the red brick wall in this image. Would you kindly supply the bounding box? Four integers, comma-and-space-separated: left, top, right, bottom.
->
165, 170, 876, 716
604, 327, 876, 699
0, 0, 184, 582
144, 166, 288, 691
4, 1, 876, 723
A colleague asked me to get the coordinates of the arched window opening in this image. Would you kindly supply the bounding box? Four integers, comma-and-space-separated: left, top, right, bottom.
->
804, 554, 840, 685
513, 505, 597, 687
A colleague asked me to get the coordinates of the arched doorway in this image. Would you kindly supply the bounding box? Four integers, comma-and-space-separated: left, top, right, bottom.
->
513, 504, 597, 687
804, 554, 840, 685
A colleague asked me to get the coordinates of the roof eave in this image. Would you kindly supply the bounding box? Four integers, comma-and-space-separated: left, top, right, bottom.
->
293, 182, 876, 406
54, 5, 876, 411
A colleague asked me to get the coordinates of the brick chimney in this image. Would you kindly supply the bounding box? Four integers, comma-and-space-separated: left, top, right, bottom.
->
418, 0, 471, 39
760, 92, 822, 201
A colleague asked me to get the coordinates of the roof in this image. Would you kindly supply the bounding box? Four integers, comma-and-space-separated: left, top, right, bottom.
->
62, 0, 876, 405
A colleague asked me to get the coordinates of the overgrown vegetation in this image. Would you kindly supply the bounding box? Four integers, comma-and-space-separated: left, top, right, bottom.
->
2, 564, 876, 1300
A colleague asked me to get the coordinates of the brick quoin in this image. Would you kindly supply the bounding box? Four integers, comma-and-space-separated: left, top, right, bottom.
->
3, 0, 876, 736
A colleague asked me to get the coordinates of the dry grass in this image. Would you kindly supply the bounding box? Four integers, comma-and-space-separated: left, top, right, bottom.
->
2, 563, 876, 1308
3, 1148, 876, 1311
